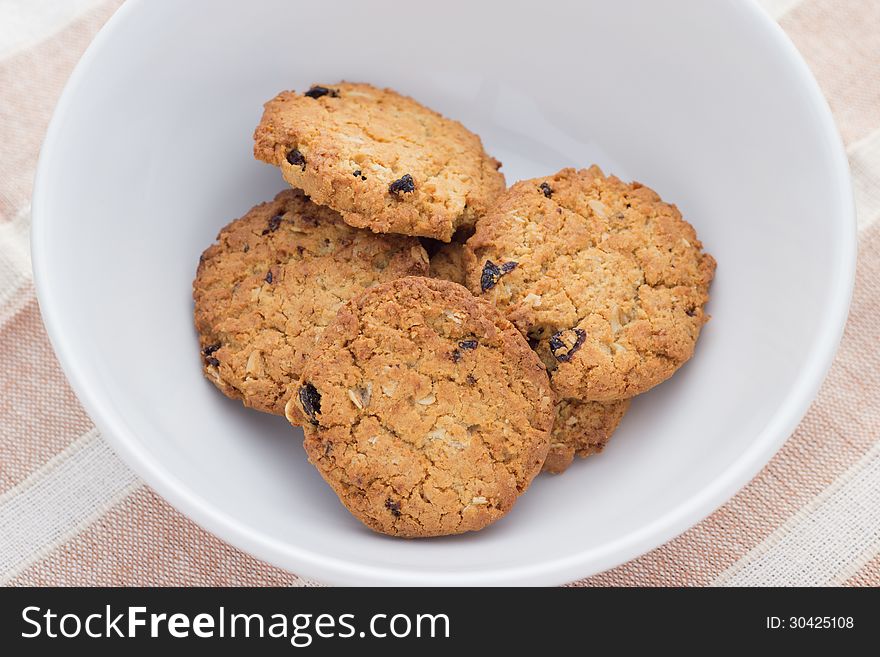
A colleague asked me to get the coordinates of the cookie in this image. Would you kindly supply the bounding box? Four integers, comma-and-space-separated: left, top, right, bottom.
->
289, 277, 555, 537
542, 398, 630, 474
465, 166, 716, 401
428, 241, 468, 286
253, 82, 506, 242
193, 189, 429, 417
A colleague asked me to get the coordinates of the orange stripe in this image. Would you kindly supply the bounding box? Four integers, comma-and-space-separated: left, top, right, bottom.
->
0, 296, 93, 494
0, 0, 122, 220
842, 552, 880, 587
780, 0, 880, 145
8, 486, 311, 586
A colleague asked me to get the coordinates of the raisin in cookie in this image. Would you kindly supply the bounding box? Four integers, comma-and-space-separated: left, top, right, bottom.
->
193, 189, 428, 417
465, 166, 716, 401
543, 398, 630, 474
253, 82, 506, 242
289, 277, 555, 538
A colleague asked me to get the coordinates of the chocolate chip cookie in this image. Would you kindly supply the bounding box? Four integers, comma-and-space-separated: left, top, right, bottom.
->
542, 398, 630, 474
465, 166, 716, 401
253, 82, 506, 241
289, 276, 555, 537
193, 189, 429, 417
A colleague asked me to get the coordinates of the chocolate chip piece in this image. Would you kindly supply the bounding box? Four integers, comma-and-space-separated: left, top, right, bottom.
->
299, 383, 322, 426
304, 85, 338, 99
480, 259, 518, 292
539, 182, 553, 198
466, 374, 477, 385
286, 149, 306, 171
206, 357, 220, 367
385, 498, 401, 517
549, 328, 586, 362
452, 349, 462, 364
243, 243, 250, 253
352, 170, 361, 177
685, 306, 697, 317
265, 270, 273, 284
388, 173, 415, 195
261, 213, 283, 235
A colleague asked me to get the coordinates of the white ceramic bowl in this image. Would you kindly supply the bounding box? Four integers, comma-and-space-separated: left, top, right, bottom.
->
32, 0, 855, 585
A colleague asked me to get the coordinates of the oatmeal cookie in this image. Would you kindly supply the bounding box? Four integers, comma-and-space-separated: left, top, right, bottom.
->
253, 82, 506, 241
542, 398, 630, 474
193, 189, 429, 417
465, 166, 715, 401
289, 277, 555, 537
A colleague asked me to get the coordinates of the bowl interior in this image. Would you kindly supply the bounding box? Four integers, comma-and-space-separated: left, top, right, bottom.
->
32, 0, 853, 584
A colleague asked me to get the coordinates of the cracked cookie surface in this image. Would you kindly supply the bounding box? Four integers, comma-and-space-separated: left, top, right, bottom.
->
428, 241, 468, 286
291, 276, 554, 537
253, 82, 506, 242
543, 398, 630, 474
465, 166, 716, 401
193, 189, 428, 417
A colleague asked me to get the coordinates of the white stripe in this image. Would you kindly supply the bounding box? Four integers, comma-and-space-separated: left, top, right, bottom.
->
0, 0, 110, 60
756, 0, 804, 20
0, 428, 140, 584
711, 441, 880, 586
849, 127, 880, 232
0, 204, 32, 305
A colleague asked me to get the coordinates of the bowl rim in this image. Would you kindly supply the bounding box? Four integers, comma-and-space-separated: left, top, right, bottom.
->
31, 0, 857, 585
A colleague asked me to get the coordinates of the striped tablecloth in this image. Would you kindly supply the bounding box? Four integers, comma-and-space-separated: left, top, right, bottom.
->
2, 0, 878, 587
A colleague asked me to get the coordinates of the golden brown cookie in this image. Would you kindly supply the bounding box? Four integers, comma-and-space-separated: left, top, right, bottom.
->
428, 241, 468, 286
542, 398, 630, 474
253, 82, 506, 242
193, 189, 429, 417
465, 166, 716, 401
289, 277, 555, 538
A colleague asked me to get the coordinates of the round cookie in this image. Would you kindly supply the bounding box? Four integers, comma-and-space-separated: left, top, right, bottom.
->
428, 241, 468, 286
465, 166, 716, 401
253, 82, 506, 242
289, 276, 555, 538
542, 398, 631, 474
193, 189, 429, 417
